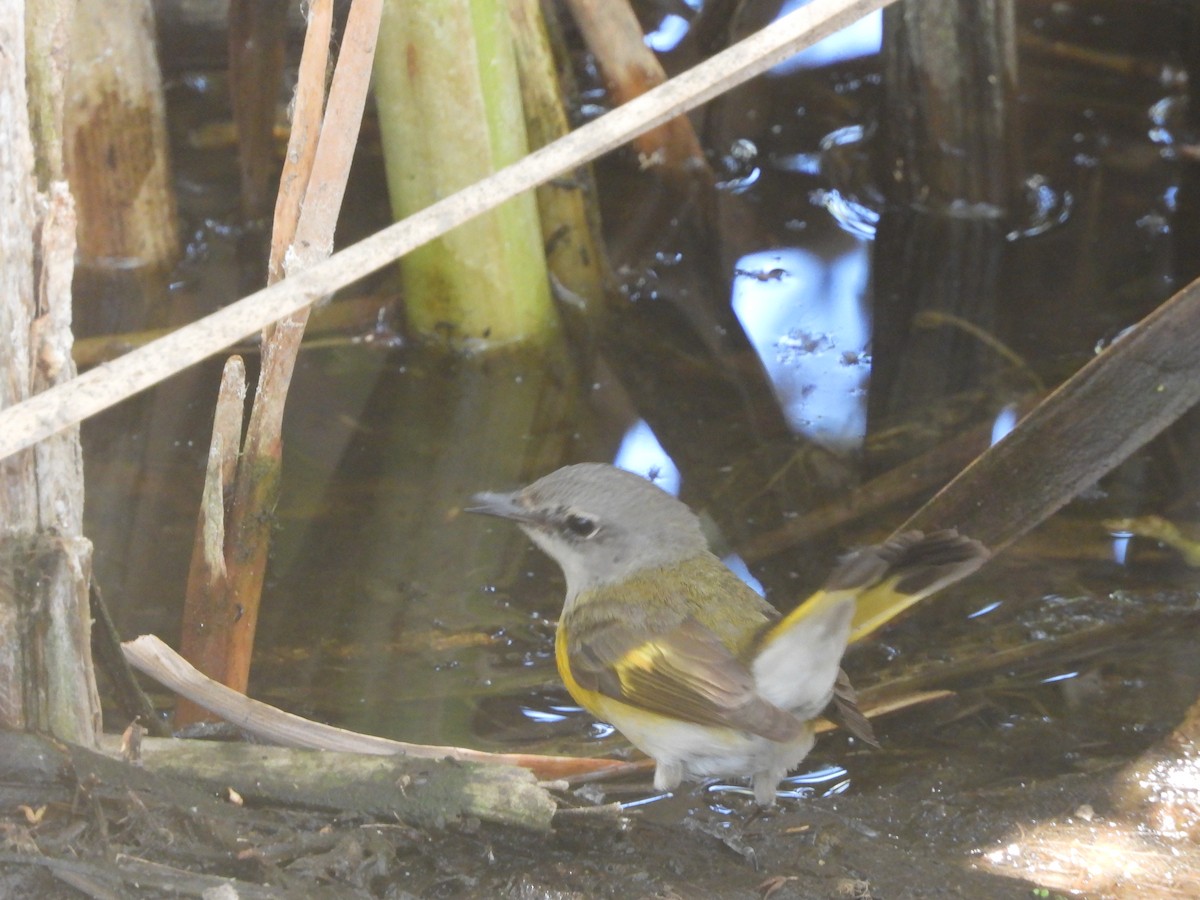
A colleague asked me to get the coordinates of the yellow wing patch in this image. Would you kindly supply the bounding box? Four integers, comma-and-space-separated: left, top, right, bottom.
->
559, 615, 802, 742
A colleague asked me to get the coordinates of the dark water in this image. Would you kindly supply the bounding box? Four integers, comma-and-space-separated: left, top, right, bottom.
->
85, 3, 1200, 856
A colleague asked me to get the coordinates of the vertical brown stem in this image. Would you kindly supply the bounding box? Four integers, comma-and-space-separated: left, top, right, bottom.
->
175, 358, 246, 728
228, 0, 289, 222
65, 0, 179, 334
175, 0, 375, 716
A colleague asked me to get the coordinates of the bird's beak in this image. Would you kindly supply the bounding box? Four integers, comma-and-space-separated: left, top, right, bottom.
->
466, 490, 531, 523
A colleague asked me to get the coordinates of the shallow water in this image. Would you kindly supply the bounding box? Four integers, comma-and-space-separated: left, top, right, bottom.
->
80, 2, 1200, 893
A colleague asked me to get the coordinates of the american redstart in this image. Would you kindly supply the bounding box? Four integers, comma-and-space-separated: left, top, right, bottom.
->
470, 463, 988, 805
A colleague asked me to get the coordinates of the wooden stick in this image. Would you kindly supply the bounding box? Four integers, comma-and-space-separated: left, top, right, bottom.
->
122, 634, 636, 782
174, 357, 244, 727
0, 0, 896, 461
267, 0, 332, 285
175, 0, 337, 723
100, 735, 558, 831
563, 0, 709, 177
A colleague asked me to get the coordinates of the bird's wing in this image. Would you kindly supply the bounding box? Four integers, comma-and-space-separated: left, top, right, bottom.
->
566, 614, 803, 742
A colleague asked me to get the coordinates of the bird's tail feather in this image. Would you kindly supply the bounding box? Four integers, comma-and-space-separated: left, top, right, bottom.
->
750, 530, 988, 715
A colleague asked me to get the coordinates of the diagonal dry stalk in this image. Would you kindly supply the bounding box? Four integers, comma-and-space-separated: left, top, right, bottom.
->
0, 0, 893, 460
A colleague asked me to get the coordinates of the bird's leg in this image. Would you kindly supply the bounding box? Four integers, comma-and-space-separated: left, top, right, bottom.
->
653, 759, 684, 792
753, 770, 783, 807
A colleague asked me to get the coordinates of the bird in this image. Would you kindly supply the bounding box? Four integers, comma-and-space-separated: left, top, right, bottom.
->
469, 462, 989, 805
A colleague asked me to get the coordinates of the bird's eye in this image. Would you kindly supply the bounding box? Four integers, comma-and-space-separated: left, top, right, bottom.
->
564, 513, 598, 538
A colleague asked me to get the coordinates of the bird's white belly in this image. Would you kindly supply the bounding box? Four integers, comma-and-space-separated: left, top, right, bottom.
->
593, 695, 817, 785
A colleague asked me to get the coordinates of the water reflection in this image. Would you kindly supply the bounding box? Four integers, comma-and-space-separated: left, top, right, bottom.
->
721, 554, 766, 597
731, 246, 870, 448
619, 792, 674, 810
810, 187, 880, 238
613, 419, 680, 495
990, 404, 1019, 445
707, 762, 851, 802
645, 14, 691, 53
770, 5, 881, 73
967, 600, 1004, 620
641, 1, 881, 68
1110, 530, 1134, 566
1006, 174, 1074, 241
1040, 671, 1081, 685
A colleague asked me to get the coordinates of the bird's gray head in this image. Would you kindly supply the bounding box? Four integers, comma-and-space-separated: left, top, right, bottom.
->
469, 463, 708, 599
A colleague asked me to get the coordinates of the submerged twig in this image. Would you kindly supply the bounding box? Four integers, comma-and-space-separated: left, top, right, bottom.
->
740, 394, 1040, 562
913, 310, 1044, 390
89, 580, 166, 736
